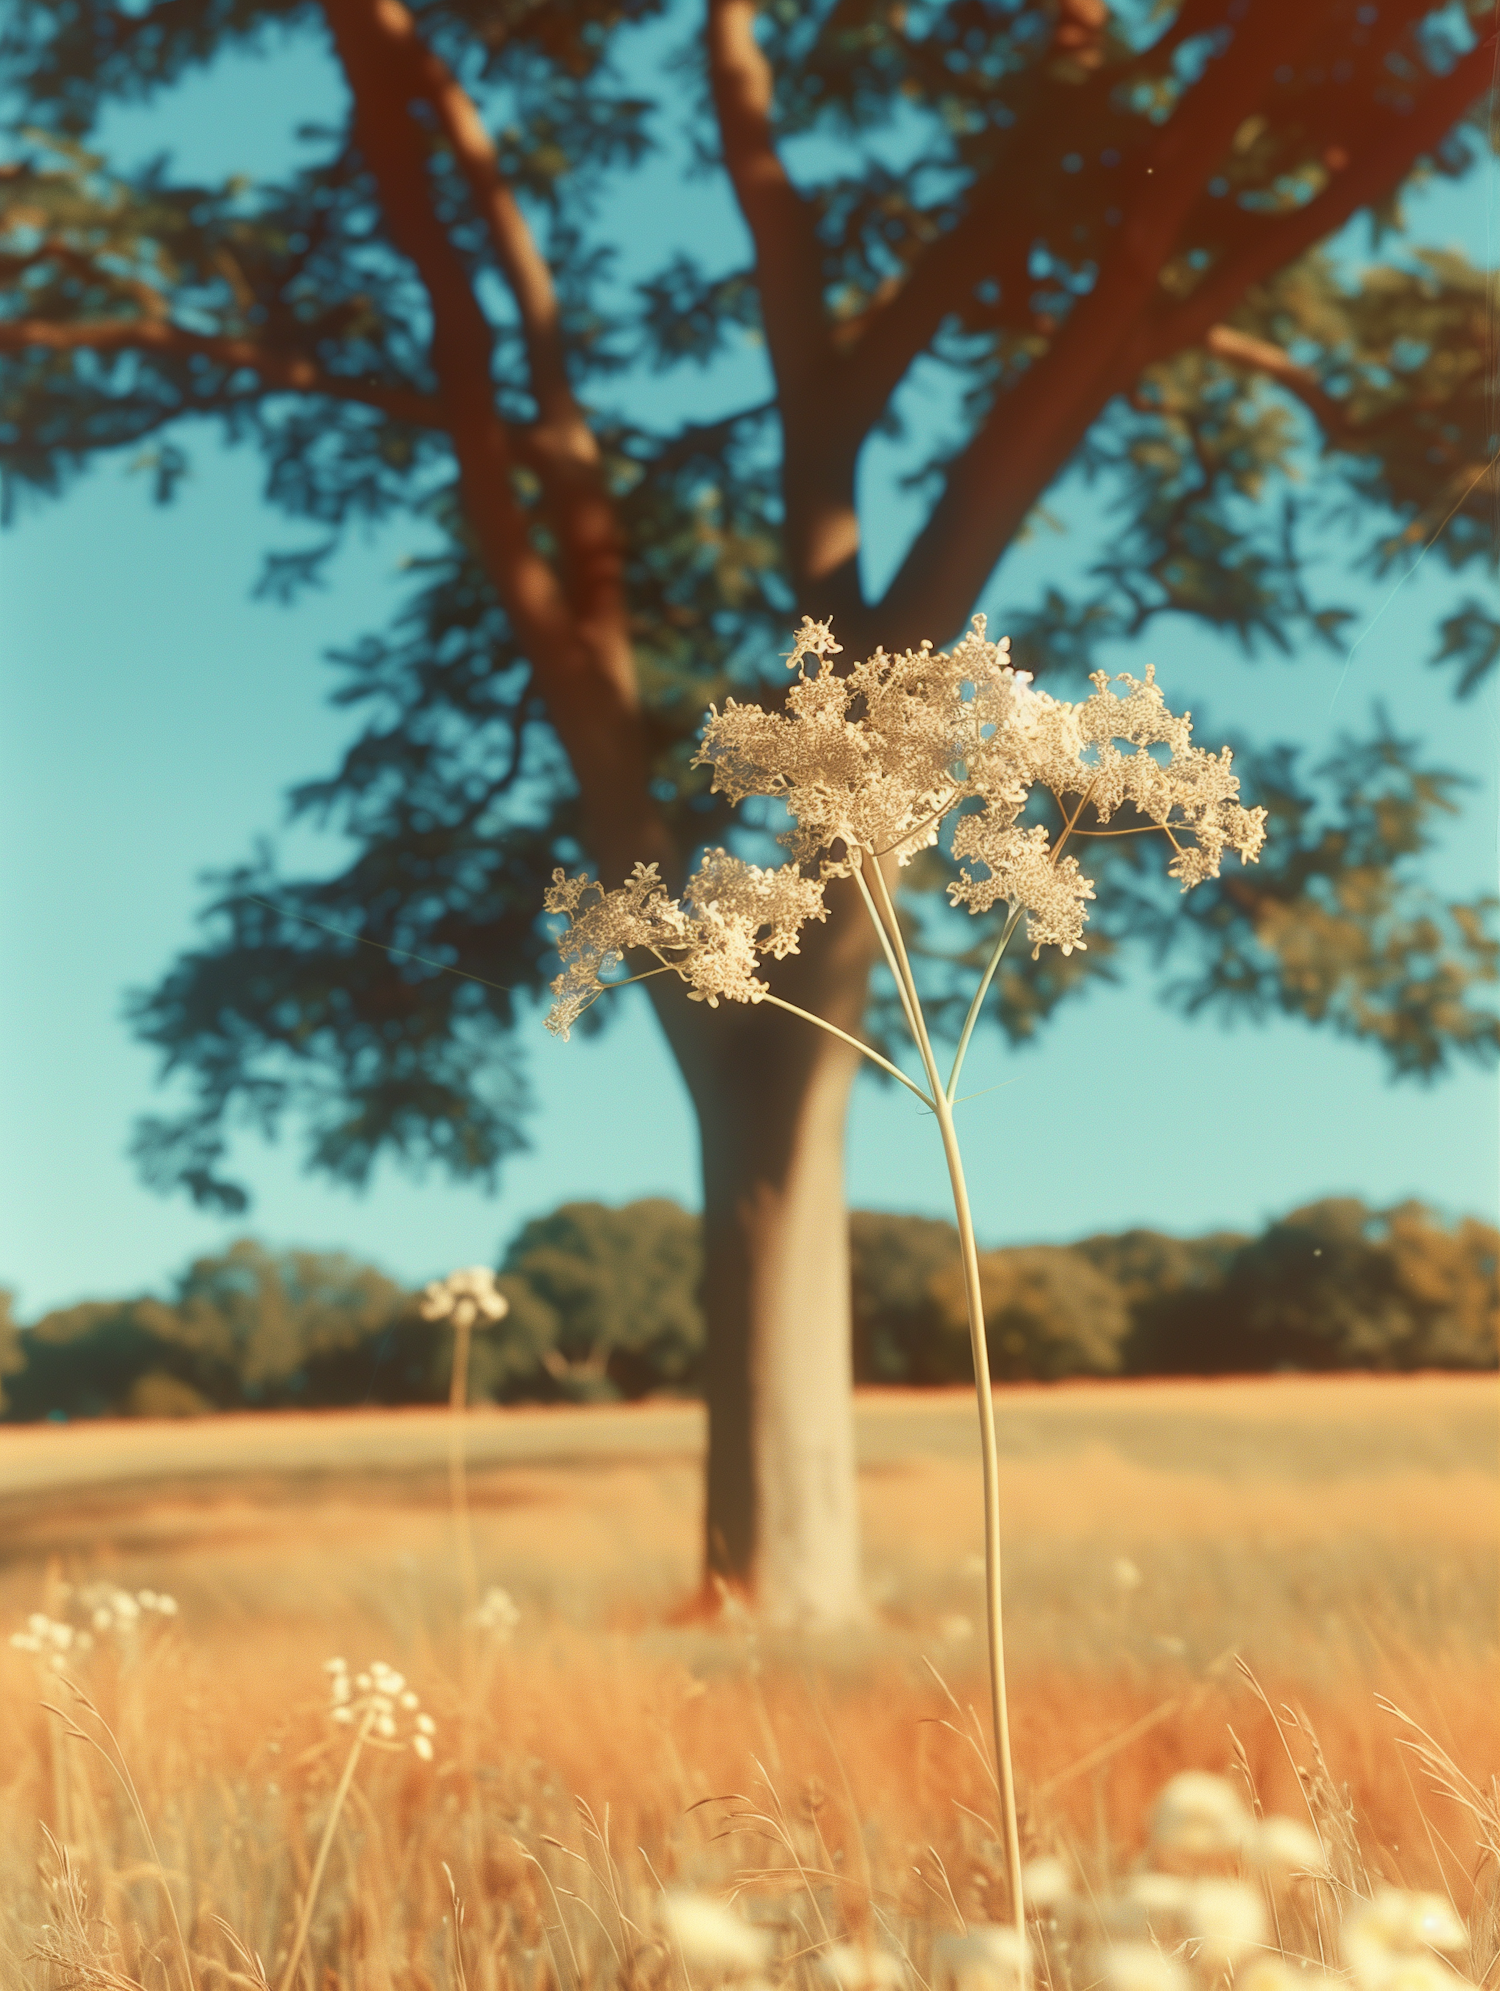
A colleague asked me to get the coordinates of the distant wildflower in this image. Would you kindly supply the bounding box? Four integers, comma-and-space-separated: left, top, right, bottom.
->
419, 1265, 509, 1330
9, 1613, 87, 1671
544, 616, 1264, 1034
325, 1656, 437, 1761
656, 1891, 771, 1974
9, 1585, 178, 1669
473, 1586, 521, 1640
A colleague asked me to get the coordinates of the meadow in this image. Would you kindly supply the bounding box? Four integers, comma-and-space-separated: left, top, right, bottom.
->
1, 1374, 1496, 1991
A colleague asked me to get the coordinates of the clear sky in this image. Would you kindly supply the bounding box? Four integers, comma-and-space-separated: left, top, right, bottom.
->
1, 17, 1496, 1319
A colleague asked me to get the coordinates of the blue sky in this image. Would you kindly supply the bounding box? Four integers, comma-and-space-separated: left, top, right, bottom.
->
1, 17, 1496, 1318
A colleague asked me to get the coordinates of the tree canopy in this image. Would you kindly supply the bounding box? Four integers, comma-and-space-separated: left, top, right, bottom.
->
0, 0, 1495, 1209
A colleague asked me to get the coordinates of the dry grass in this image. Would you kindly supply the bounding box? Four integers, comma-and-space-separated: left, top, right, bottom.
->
0, 1376, 1495, 1991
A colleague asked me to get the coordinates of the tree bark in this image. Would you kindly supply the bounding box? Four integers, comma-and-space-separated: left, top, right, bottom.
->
658, 876, 879, 1624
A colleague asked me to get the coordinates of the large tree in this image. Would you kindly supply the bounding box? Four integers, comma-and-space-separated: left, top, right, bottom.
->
2, 0, 1495, 1621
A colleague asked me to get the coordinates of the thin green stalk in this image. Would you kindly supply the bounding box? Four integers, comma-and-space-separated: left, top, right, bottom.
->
851, 858, 927, 1051
448, 1310, 478, 1622
947, 907, 1023, 1105
861, 860, 1026, 1954
275, 1706, 375, 1991
759, 994, 935, 1108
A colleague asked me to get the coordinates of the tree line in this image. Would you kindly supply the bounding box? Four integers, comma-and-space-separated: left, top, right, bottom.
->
3, 1196, 1492, 1421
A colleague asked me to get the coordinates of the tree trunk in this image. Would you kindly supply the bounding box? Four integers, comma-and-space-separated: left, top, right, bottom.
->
658, 878, 878, 1626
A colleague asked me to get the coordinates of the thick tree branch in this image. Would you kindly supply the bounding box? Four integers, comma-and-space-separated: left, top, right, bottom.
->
360, 0, 582, 447
0, 315, 441, 425
867, 0, 1329, 649
321, 0, 664, 875
705, 0, 830, 403
1146, 33, 1499, 363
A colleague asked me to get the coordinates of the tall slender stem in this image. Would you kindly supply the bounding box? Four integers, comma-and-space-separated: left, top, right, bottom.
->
947, 907, 1023, 1104
275, 1708, 375, 1991
851, 859, 927, 1051
448, 1310, 478, 1621
860, 859, 1026, 1952
759, 993, 935, 1108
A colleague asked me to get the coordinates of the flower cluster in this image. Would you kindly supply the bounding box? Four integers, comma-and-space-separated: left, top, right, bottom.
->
8, 1586, 179, 1671
9, 1614, 85, 1672
419, 1265, 509, 1330
544, 617, 1264, 1031
544, 852, 827, 1039
325, 1656, 437, 1761
473, 1585, 521, 1640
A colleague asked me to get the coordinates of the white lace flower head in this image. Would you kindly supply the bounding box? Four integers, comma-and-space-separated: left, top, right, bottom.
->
420, 1265, 509, 1330
544, 617, 1265, 1027
544, 850, 828, 1038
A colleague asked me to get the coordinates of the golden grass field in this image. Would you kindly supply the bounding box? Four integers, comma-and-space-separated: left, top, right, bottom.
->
1, 1375, 1496, 1991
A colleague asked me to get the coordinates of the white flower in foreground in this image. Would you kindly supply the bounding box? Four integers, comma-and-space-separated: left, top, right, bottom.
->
1246, 1815, 1327, 1877
1099, 1943, 1190, 1991
933, 1924, 1031, 1991
657, 1891, 770, 1974
817, 1943, 907, 1991
545, 617, 1264, 1034
1343, 1891, 1470, 1990
1150, 1771, 1253, 1859
1022, 1856, 1074, 1912
1185, 1878, 1268, 1963
419, 1265, 510, 1331
1128, 1873, 1193, 1922
1237, 1962, 1343, 1991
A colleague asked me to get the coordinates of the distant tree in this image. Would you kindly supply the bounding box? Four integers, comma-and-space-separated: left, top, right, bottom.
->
1134, 1197, 1500, 1371
0, 1291, 23, 1414
850, 1211, 965, 1383
3, 1241, 416, 1418
935, 1243, 1131, 1380
2, 0, 1496, 1612
495, 1198, 704, 1398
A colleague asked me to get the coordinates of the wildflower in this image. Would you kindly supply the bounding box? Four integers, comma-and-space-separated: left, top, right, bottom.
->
1022, 1856, 1075, 1913
1149, 1772, 1252, 1859
1246, 1815, 1327, 1876
1184, 1879, 1268, 1963
325, 1656, 436, 1760
1099, 1945, 1190, 1991
933, 1925, 1031, 1991
546, 618, 1264, 1034
657, 1891, 770, 1974
818, 1945, 907, 1991
419, 1265, 509, 1330
473, 1586, 521, 1639
8, 1614, 85, 1671
1127, 1874, 1193, 1923
544, 853, 826, 1039
1343, 1891, 1470, 1991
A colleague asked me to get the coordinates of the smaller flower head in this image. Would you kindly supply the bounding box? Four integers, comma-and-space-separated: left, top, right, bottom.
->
325, 1657, 436, 1760
420, 1265, 509, 1331
473, 1586, 521, 1640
